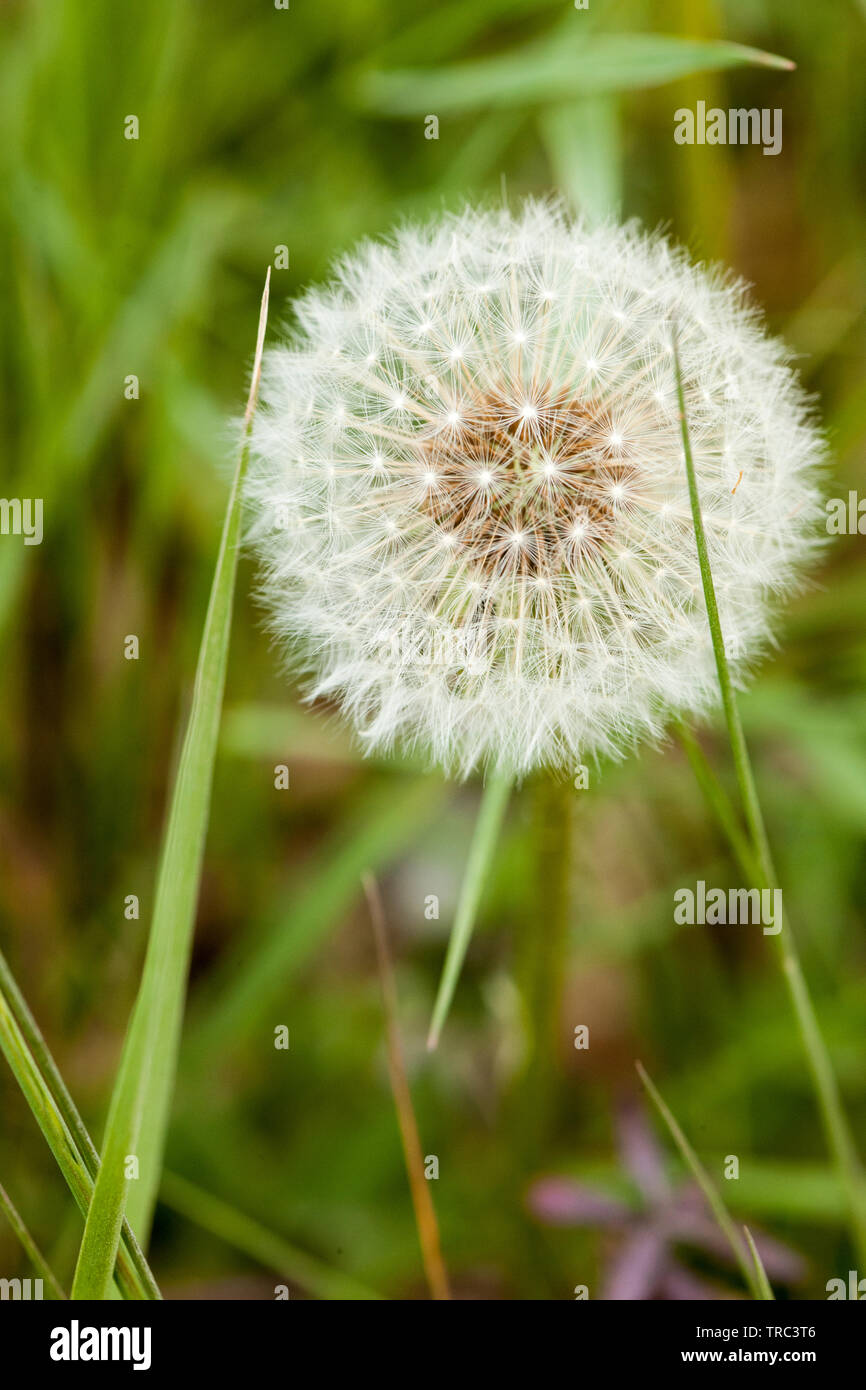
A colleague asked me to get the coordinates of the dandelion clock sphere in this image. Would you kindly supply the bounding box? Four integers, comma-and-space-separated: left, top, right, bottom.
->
245, 202, 824, 777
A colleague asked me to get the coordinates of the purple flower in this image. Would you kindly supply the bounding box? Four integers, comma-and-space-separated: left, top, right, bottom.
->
528, 1097, 806, 1300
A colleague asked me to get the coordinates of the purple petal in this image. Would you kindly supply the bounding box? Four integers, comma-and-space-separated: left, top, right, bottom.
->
527, 1177, 630, 1228
602, 1225, 668, 1300
660, 1263, 742, 1301
616, 1096, 672, 1206
668, 1187, 807, 1284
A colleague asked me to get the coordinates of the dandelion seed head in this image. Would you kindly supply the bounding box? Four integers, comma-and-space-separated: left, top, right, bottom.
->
246, 202, 826, 777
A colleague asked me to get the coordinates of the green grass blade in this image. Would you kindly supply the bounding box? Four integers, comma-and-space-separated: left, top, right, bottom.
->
159, 1171, 385, 1301
539, 97, 621, 222
713, 1157, 866, 1227
0, 1179, 67, 1299
557, 1154, 866, 1228
70, 271, 271, 1299
672, 331, 866, 1267
357, 34, 794, 117
0, 946, 160, 1299
427, 770, 510, 1051
56, 191, 242, 482
0, 985, 151, 1299
743, 1224, 775, 1300
185, 775, 446, 1065
674, 721, 759, 882
636, 1061, 764, 1299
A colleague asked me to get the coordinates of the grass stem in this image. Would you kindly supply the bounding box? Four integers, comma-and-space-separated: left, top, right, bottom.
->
743, 1224, 775, 1300
71, 271, 271, 1298
159, 1171, 383, 1301
0, 1179, 67, 1299
673, 332, 866, 1267
363, 873, 451, 1299
0, 946, 160, 1298
637, 1061, 765, 1299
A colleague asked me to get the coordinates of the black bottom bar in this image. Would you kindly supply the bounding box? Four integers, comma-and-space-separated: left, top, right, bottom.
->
2, 1297, 859, 1376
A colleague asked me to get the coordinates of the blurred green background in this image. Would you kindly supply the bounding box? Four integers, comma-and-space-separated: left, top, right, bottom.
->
2, 0, 866, 1299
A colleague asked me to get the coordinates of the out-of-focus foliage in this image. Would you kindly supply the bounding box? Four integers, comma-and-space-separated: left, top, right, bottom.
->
1, 0, 865, 1298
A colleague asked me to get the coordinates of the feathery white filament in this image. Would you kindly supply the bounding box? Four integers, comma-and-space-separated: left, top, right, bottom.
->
245, 202, 825, 777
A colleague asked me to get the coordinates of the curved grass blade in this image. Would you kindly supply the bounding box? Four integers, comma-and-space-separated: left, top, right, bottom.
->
636, 1061, 764, 1300
71, 271, 271, 1299
674, 721, 759, 882
358, 34, 794, 117
185, 775, 445, 1065
0, 986, 154, 1299
540, 97, 621, 222
672, 329, 866, 1267
159, 1171, 384, 1301
0, 1179, 67, 1300
427, 770, 510, 1051
0, 946, 160, 1298
743, 1224, 775, 1301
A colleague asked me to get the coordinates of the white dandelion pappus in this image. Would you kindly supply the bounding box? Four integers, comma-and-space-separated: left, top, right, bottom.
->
245, 202, 825, 778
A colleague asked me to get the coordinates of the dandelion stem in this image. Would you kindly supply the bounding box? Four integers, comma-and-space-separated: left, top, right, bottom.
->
672, 333, 866, 1268
427, 771, 511, 1051
512, 776, 572, 1166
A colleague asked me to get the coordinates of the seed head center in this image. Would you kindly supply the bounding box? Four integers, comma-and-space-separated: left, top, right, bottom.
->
421, 392, 631, 576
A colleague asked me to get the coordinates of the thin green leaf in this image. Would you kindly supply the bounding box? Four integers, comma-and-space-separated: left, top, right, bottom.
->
675, 721, 759, 882
357, 33, 794, 117
743, 1224, 775, 1300
437, 109, 525, 196
71, 271, 271, 1299
57, 191, 243, 478
672, 330, 866, 1267
719, 1158, 866, 1226
557, 1154, 866, 1228
539, 97, 622, 221
0, 1180, 67, 1299
0, 985, 152, 1299
185, 775, 446, 1065
159, 1171, 384, 1301
427, 770, 510, 1051
636, 1061, 764, 1299
0, 945, 160, 1299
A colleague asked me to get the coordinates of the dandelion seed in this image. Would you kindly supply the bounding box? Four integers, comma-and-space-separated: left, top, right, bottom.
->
245, 201, 826, 777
